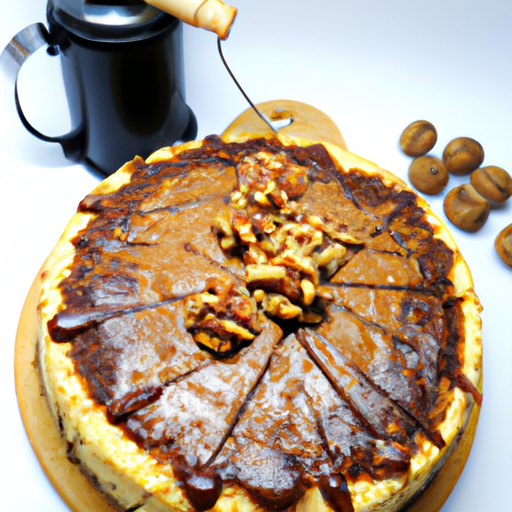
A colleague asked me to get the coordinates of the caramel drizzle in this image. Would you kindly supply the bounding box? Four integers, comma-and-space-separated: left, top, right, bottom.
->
48, 137, 467, 511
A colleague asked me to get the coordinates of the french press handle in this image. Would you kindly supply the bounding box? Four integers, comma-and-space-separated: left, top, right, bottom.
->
1, 23, 84, 162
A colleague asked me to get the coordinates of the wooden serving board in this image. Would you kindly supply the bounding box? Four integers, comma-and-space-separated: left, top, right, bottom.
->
15, 269, 116, 512
221, 99, 347, 148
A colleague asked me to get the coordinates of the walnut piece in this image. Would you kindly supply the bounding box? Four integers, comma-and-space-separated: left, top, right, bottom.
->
184, 280, 261, 353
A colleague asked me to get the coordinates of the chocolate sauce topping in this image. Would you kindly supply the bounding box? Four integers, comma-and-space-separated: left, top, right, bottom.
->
171, 457, 224, 512
319, 473, 354, 512
49, 136, 467, 510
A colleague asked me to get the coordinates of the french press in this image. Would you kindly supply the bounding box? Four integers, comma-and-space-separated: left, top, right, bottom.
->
3, 0, 202, 176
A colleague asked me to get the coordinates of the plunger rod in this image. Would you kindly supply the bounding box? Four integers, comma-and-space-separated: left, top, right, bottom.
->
145, 0, 237, 39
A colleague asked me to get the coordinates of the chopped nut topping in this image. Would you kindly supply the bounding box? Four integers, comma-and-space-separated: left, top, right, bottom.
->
246, 264, 287, 282
300, 279, 316, 306
211, 151, 362, 324
220, 235, 237, 250
184, 280, 261, 353
231, 190, 243, 202
252, 213, 276, 234
252, 289, 266, 303
262, 294, 302, 320
233, 215, 257, 243
243, 244, 268, 266
214, 209, 233, 237
233, 151, 309, 209
254, 191, 272, 207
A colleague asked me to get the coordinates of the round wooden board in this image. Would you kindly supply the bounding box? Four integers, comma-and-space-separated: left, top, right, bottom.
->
222, 99, 347, 149
15, 269, 480, 512
15, 269, 116, 512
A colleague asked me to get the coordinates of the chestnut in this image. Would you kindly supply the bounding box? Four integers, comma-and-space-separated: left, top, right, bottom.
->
470, 166, 512, 204
443, 137, 484, 176
495, 224, 512, 269
444, 184, 490, 232
400, 120, 438, 157
408, 155, 449, 195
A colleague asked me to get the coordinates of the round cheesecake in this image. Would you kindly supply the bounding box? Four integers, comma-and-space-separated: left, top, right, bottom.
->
27, 133, 482, 512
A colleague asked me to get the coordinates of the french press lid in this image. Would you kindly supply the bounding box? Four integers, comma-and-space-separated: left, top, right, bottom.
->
48, 0, 177, 42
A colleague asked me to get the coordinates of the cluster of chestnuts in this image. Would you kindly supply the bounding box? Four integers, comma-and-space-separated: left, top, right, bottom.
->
399, 120, 512, 269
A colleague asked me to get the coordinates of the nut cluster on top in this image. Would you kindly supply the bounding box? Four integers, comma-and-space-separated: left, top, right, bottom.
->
186, 149, 369, 354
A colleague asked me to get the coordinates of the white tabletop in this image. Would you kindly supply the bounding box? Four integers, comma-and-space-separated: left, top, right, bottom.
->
1, 0, 511, 510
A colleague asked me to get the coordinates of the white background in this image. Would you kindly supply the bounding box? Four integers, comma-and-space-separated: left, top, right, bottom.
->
1, 0, 511, 510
